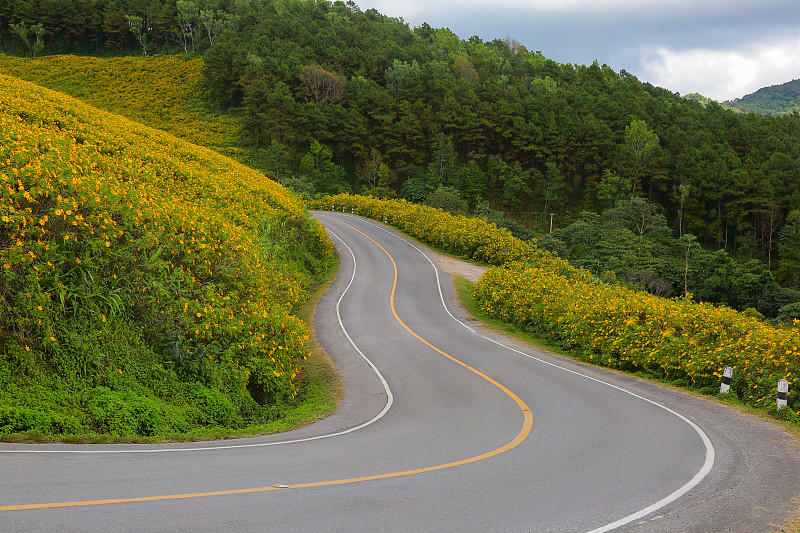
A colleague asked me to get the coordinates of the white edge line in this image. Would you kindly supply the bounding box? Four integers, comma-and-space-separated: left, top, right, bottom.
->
0, 224, 394, 454
356, 214, 716, 533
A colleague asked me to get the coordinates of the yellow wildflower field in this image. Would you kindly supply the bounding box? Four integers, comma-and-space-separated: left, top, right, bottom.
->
0, 74, 332, 437
0, 54, 238, 155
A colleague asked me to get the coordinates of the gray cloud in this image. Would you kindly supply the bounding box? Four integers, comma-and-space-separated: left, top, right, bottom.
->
360, 0, 800, 99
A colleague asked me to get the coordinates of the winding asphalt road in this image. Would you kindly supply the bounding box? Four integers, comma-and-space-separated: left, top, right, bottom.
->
1, 212, 799, 532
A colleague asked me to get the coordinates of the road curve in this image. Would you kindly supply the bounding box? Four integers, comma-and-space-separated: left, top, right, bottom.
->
1, 212, 799, 532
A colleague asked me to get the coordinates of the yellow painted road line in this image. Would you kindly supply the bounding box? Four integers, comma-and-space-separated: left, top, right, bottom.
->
0, 487, 286, 511
1, 214, 533, 513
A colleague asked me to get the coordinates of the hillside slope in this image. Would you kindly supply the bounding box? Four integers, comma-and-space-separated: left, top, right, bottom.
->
0, 74, 333, 439
0, 54, 241, 157
725, 79, 800, 116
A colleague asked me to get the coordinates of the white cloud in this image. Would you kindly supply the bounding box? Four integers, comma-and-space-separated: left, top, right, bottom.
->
640, 37, 800, 101
358, 0, 800, 101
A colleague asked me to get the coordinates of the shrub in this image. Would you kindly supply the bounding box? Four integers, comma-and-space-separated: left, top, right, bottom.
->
0, 407, 53, 434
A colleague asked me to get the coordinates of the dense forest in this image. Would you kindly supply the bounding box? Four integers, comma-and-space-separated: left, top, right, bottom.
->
724, 79, 800, 116
2, 0, 800, 321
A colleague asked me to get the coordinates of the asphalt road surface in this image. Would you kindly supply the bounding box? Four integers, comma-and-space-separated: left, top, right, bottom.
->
1, 212, 799, 532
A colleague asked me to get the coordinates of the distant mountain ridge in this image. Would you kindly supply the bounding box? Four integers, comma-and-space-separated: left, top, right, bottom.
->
724, 78, 800, 116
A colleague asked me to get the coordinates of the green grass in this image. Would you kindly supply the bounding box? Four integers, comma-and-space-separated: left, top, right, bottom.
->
1, 254, 344, 445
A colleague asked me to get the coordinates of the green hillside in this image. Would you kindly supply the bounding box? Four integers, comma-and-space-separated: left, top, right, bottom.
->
725, 79, 800, 116
4, 1, 800, 270
0, 54, 242, 157
0, 73, 333, 440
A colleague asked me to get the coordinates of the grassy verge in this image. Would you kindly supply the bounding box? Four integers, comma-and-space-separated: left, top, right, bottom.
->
2, 255, 343, 445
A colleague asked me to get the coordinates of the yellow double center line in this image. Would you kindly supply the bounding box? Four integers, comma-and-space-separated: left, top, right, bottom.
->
1, 215, 533, 513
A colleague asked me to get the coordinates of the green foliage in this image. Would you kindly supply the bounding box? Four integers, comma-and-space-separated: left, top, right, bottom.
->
775, 405, 800, 423
605, 197, 669, 238
299, 140, 348, 193
125, 16, 149, 56
0, 74, 334, 440
725, 79, 800, 116
597, 169, 632, 208
778, 210, 800, 287
426, 186, 468, 215
539, 162, 565, 215
187, 387, 242, 427
158, 333, 219, 385
9, 22, 46, 57
81, 387, 187, 436
0, 407, 82, 435
497, 220, 537, 241
538, 202, 793, 316
486, 156, 530, 210
623, 119, 659, 184
401, 176, 429, 203
777, 302, 800, 325
426, 133, 458, 191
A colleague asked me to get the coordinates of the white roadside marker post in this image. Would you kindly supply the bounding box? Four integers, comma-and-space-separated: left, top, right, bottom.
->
777, 379, 789, 410
720, 366, 733, 394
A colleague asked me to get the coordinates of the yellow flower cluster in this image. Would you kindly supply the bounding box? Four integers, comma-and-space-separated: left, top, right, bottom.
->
0, 54, 238, 155
315, 193, 564, 269
1, 73, 332, 400
474, 262, 799, 409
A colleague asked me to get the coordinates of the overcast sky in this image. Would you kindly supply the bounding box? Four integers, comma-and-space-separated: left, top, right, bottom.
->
354, 0, 800, 101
